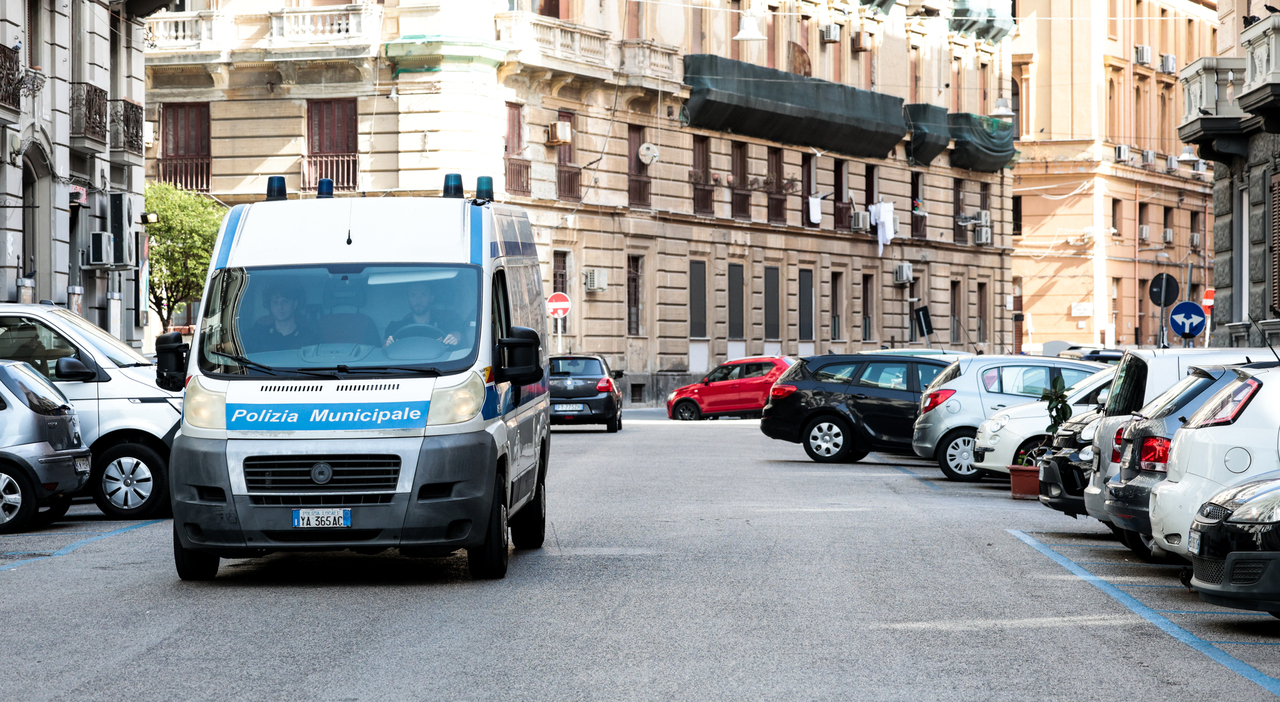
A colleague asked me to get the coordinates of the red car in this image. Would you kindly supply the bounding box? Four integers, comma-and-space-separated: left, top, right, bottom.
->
666, 357, 794, 421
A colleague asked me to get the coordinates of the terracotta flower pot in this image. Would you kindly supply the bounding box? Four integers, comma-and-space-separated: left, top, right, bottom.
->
1008, 464, 1040, 500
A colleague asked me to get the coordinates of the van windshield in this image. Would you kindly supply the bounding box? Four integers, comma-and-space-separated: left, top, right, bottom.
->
197, 264, 482, 379
1104, 354, 1148, 416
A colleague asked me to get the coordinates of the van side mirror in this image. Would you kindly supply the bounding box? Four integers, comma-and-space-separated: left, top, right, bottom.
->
155, 331, 189, 393
55, 357, 96, 382
497, 326, 542, 386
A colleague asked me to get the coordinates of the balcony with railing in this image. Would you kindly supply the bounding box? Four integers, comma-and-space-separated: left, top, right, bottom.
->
1179, 56, 1247, 161
70, 83, 108, 151
303, 153, 359, 192
269, 4, 378, 47
110, 100, 145, 165
157, 157, 211, 192
506, 158, 531, 197
496, 12, 613, 80
1240, 17, 1280, 126
619, 39, 683, 89
0, 45, 21, 123
145, 11, 216, 52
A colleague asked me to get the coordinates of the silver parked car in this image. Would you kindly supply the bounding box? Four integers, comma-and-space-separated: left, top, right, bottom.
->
912, 355, 1104, 481
0, 360, 92, 533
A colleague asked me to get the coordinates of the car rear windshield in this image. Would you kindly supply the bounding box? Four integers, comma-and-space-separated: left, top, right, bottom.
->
0, 363, 71, 416
928, 361, 961, 391
1105, 354, 1148, 416
777, 359, 807, 383
1139, 371, 1218, 420
552, 358, 604, 376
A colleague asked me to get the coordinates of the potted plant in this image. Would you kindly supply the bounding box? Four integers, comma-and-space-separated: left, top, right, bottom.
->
1009, 377, 1070, 500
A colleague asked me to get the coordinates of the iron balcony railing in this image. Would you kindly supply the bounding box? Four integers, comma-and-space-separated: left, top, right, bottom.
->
303, 153, 359, 191
0, 45, 20, 111
70, 83, 108, 144
110, 100, 144, 154
557, 165, 581, 202
157, 157, 211, 192
506, 158, 530, 196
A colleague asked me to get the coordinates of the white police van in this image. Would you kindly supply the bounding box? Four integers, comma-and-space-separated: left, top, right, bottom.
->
158, 175, 550, 580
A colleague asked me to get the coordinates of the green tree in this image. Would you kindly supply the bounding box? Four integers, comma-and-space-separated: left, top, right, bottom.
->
144, 182, 225, 332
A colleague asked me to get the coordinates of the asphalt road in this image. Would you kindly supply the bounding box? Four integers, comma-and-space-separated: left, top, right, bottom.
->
4, 408, 1280, 700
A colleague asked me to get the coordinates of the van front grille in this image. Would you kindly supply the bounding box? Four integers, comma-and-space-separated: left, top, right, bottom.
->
249, 494, 394, 506
243, 454, 400, 493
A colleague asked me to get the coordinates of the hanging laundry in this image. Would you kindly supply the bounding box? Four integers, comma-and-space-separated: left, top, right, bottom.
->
807, 196, 822, 225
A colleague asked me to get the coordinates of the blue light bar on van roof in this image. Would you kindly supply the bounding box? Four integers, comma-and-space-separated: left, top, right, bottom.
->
265, 176, 287, 202
476, 176, 494, 201
317, 178, 334, 199
443, 173, 464, 198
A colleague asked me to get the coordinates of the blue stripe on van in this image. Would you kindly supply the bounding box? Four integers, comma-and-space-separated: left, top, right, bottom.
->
213, 205, 247, 271
470, 203, 483, 266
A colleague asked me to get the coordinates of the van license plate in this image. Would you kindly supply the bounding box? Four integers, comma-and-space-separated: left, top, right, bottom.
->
292, 508, 351, 528
556, 404, 585, 412
74, 457, 90, 474
1187, 529, 1200, 555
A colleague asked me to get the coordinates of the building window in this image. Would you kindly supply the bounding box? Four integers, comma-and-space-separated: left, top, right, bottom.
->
25, 0, 40, 66
159, 103, 211, 192
1013, 195, 1023, 237
908, 46, 920, 104
729, 263, 745, 339
861, 273, 874, 341
305, 98, 358, 191
950, 281, 962, 344
951, 57, 962, 113
864, 164, 877, 209
953, 178, 967, 244
505, 102, 529, 196
732, 141, 750, 220
538, 0, 563, 18
764, 266, 780, 340
799, 268, 814, 340
625, 0, 641, 38
690, 260, 707, 338
692, 135, 713, 215
977, 282, 988, 343
1112, 276, 1122, 342
553, 251, 568, 334
1011, 75, 1021, 140
834, 159, 851, 230
1163, 206, 1173, 242
767, 147, 786, 224
980, 182, 991, 211
729, 0, 741, 61
910, 172, 926, 239
908, 279, 919, 342
557, 110, 581, 202
1111, 199, 1122, 236
831, 271, 843, 341
801, 153, 816, 227
628, 125, 650, 207
627, 255, 643, 336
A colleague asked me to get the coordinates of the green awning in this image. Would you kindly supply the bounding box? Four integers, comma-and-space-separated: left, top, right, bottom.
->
948, 113, 1016, 172
905, 104, 950, 166
683, 54, 907, 160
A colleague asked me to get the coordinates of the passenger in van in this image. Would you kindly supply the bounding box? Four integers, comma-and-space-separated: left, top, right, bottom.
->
384, 282, 463, 348
243, 282, 317, 353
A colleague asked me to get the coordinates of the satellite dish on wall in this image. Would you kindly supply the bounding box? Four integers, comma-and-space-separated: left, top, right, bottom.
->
638, 142, 661, 166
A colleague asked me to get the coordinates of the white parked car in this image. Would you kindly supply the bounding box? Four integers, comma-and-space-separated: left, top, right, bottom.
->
973, 367, 1115, 474
1085, 348, 1273, 526
1150, 364, 1280, 558
0, 304, 182, 519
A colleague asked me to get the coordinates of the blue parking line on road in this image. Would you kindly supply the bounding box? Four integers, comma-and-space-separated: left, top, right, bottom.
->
1158, 610, 1273, 616
893, 466, 943, 491
0, 531, 108, 537
1042, 543, 1129, 549
1010, 529, 1280, 697
1114, 583, 1184, 588
1211, 641, 1280, 646
1075, 562, 1186, 567
0, 520, 164, 573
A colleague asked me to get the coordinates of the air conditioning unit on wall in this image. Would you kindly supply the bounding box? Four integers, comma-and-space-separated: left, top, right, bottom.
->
1138, 224, 1151, 241
546, 121, 572, 146
1160, 54, 1178, 74
1135, 45, 1152, 65
850, 211, 871, 231
893, 262, 914, 285
1190, 232, 1203, 249
1114, 144, 1130, 163
1141, 150, 1157, 166
974, 209, 991, 226
1162, 228, 1175, 244
87, 231, 114, 268
820, 24, 841, 43
108, 192, 137, 270
973, 226, 992, 245
583, 268, 608, 291
851, 31, 870, 52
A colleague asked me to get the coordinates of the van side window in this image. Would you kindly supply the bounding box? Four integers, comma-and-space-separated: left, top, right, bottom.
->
492, 271, 512, 342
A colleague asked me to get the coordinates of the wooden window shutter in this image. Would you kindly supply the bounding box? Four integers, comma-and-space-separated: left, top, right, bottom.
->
308, 99, 357, 155
1272, 173, 1280, 315
162, 103, 209, 159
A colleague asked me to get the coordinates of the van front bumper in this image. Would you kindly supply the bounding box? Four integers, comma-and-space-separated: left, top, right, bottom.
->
171, 432, 498, 557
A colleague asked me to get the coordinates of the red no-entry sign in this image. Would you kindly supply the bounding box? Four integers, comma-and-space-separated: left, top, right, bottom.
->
547, 292, 571, 319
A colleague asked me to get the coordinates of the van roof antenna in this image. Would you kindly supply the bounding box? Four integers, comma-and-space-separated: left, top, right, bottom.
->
1246, 313, 1280, 364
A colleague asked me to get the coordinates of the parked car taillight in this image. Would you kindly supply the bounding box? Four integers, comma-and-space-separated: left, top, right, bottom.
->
921, 389, 955, 414
1110, 426, 1126, 464
1189, 378, 1262, 428
1139, 436, 1171, 472
596, 377, 614, 392
770, 384, 797, 399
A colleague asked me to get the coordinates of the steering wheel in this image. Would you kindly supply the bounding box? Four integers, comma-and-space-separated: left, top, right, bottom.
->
392, 324, 447, 341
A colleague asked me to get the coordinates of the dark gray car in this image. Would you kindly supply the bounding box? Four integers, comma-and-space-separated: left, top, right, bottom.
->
0, 359, 92, 532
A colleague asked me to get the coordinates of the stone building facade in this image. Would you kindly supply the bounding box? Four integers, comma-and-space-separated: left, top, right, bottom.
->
144, 0, 1020, 402
1009, 0, 1217, 352
0, 0, 160, 342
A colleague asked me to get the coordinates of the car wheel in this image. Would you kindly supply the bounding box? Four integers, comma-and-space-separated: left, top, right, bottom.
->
91, 443, 169, 520
1118, 528, 1160, 558
844, 448, 870, 463
468, 471, 510, 579
31, 495, 73, 528
674, 401, 702, 421
0, 466, 36, 534
1014, 436, 1053, 466
173, 523, 219, 581
937, 429, 981, 482
510, 454, 546, 550
606, 414, 620, 433
803, 417, 855, 463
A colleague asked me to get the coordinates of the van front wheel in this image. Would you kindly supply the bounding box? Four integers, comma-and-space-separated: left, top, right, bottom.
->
173, 524, 219, 581
468, 474, 509, 579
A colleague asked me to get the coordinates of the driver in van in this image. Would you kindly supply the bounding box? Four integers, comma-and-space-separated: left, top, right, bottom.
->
384, 282, 462, 348
243, 282, 316, 353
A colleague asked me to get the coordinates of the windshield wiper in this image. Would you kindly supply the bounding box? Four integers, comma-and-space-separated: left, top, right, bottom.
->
306, 365, 443, 377
208, 351, 279, 375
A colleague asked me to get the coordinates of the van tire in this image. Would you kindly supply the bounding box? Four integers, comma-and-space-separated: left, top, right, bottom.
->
0, 466, 36, 534
468, 472, 509, 579
510, 480, 546, 551
606, 414, 620, 433
32, 495, 73, 527
91, 443, 169, 520
937, 429, 982, 482
173, 524, 219, 581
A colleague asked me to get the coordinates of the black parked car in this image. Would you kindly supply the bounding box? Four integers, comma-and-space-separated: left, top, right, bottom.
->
1105, 365, 1241, 556
549, 355, 623, 432
1038, 408, 1104, 519
1189, 477, 1280, 617
761, 353, 953, 463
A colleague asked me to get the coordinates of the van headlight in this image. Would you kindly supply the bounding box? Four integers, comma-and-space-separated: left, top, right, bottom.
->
427, 372, 485, 425
184, 376, 226, 430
